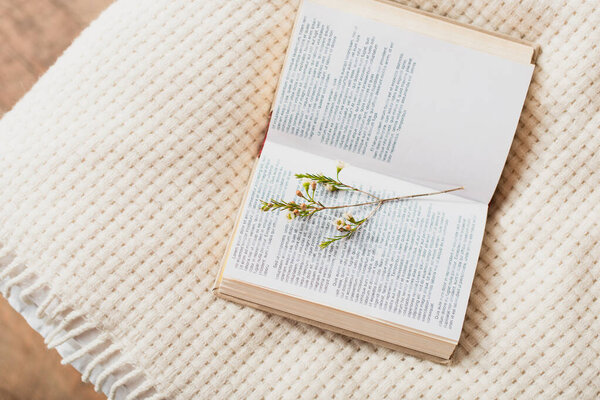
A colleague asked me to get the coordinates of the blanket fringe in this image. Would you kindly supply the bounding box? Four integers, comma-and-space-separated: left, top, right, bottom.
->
82, 343, 120, 381
0, 245, 162, 399
61, 333, 109, 364
125, 380, 156, 400
109, 369, 144, 399
0, 255, 24, 297
19, 278, 46, 301
3, 268, 35, 297
45, 309, 83, 345
95, 357, 129, 392
36, 291, 56, 318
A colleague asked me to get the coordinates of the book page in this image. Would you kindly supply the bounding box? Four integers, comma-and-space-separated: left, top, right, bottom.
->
267, 0, 534, 203
223, 142, 487, 341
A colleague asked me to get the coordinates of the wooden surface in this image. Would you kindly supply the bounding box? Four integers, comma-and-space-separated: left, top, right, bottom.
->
0, 297, 107, 400
0, 0, 113, 114
0, 1, 112, 398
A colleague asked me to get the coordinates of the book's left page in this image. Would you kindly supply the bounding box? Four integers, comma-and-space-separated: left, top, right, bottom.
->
222, 141, 487, 342
265, 0, 534, 203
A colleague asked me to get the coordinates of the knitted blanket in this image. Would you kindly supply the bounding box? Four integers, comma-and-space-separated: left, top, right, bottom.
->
0, 0, 598, 398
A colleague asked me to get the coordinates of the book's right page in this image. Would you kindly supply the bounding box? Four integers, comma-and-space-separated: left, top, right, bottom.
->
267, 0, 534, 203
223, 141, 487, 343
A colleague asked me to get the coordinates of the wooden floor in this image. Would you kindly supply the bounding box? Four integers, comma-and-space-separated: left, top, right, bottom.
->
0, 1, 112, 399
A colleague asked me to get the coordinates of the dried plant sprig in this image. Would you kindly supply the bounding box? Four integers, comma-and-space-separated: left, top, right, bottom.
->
260, 161, 463, 248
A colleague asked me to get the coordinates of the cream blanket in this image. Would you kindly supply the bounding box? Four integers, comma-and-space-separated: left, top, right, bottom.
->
0, 0, 598, 398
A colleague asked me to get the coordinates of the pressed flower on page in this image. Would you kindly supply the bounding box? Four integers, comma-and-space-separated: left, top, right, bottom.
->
260, 162, 463, 248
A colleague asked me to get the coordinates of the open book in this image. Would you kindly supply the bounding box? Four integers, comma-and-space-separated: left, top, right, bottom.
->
214, 0, 535, 361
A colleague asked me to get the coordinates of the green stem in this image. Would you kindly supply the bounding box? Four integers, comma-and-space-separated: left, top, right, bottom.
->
321, 186, 463, 211
336, 180, 381, 200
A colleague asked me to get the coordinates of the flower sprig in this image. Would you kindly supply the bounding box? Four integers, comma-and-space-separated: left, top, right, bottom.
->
260, 161, 463, 248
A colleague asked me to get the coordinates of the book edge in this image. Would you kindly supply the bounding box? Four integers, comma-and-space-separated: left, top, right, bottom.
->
214, 288, 454, 364
375, 0, 538, 61
314, 0, 537, 64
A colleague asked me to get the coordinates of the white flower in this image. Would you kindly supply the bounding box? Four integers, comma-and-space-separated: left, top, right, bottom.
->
287, 212, 296, 220
336, 160, 347, 171
333, 218, 344, 227
325, 183, 335, 192
343, 212, 353, 221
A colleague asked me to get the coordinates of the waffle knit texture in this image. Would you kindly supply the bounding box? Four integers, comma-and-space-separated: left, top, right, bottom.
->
0, 0, 599, 399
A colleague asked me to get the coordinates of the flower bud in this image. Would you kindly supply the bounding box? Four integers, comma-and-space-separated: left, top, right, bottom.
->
296, 190, 304, 198
310, 180, 317, 190
300, 203, 307, 211
301, 178, 311, 190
